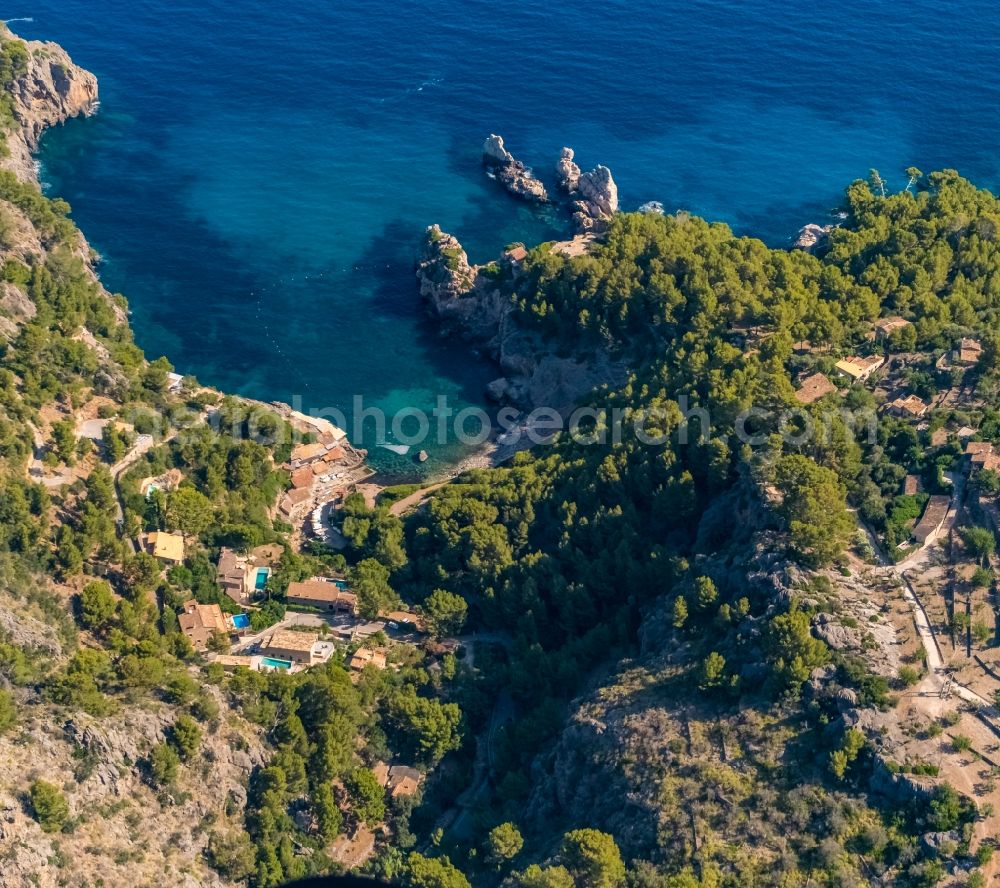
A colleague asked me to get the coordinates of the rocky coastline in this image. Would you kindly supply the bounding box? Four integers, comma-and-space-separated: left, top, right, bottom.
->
793, 222, 833, 253
1, 25, 99, 183
416, 223, 626, 417
420, 134, 626, 416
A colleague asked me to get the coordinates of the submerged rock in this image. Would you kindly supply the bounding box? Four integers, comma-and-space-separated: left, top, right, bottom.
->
482, 133, 548, 202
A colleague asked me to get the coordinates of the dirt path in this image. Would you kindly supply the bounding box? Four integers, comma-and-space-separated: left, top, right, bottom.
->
858, 488, 1000, 877
388, 480, 449, 517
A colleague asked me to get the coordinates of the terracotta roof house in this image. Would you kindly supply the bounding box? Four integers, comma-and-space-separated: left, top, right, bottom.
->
965, 441, 994, 467
952, 338, 983, 367
794, 372, 836, 405
834, 355, 885, 383
279, 486, 313, 518
286, 579, 357, 614
873, 316, 911, 340
290, 441, 328, 464
930, 428, 949, 448
888, 394, 928, 419
146, 531, 185, 565
387, 765, 422, 798
913, 495, 951, 543
372, 762, 423, 798
290, 466, 315, 489
178, 599, 230, 651
217, 547, 252, 605
349, 647, 387, 671
262, 629, 320, 665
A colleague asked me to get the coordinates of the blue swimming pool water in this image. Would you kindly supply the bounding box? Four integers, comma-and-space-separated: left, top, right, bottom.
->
231, 613, 251, 630
254, 569, 270, 591
260, 656, 291, 671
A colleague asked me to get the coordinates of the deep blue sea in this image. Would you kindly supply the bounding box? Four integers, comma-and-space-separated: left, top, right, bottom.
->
11, 1, 1000, 474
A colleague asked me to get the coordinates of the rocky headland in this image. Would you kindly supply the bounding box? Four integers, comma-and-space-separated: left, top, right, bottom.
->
417, 224, 625, 416
0, 25, 99, 183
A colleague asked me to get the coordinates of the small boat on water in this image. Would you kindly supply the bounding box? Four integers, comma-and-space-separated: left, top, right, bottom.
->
378, 442, 410, 456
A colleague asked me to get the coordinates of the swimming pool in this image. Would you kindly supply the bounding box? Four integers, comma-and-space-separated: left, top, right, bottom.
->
231, 613, 250, 630
333, 579, 348, 590
260, 656, 292, 671
254, 568, 271, 591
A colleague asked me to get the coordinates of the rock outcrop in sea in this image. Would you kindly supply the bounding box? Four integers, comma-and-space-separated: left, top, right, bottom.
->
482, 133, 548, 202
417, 225, 625, 415
555, 147, 581, 192
572, 164, 619, 233
554, 145, 619, 233
1, 25, 98, 182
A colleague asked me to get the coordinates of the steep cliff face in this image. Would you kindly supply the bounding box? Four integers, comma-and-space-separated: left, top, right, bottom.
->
417, 225, 626, 415
1, 26, 98, 182
416, 224, 509, 341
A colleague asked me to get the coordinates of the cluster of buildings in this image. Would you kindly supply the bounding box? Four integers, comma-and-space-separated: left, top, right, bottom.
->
788, 318, 994, 549
277, 414, 373, 524
966, 440, 1000, 475
794, 320, 984, 426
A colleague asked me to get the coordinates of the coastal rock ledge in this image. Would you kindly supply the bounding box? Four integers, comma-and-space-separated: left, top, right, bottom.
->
482, 134, 548, 202
417, 225, 626, 415
1, 25, 99, 182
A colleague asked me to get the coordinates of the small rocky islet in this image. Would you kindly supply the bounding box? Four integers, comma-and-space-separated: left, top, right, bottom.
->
480, 132, 619, 234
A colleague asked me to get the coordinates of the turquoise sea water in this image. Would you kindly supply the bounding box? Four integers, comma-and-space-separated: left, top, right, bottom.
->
13, 1, 1000, 474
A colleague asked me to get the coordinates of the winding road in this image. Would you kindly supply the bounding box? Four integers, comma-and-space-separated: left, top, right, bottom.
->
858, 475, 993, 709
